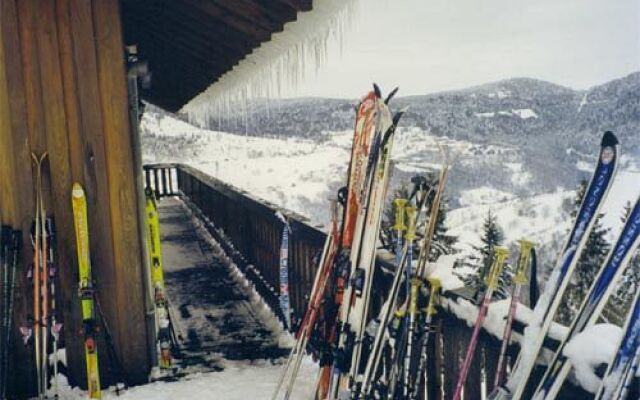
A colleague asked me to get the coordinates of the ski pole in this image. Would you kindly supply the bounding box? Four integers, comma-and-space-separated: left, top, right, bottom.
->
411, 277, 441, 400
0, 225, 10, 397
402, 205, 417, 397
494, 239, 534, 388
453, 247, 509, 400
46, 217, 61, 399
392, 198, 408, 267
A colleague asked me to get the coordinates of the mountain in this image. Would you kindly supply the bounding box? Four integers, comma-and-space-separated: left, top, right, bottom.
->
190, 72, 640, 154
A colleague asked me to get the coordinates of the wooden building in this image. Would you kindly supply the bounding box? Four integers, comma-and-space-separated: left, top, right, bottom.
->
0, 0, 323, 396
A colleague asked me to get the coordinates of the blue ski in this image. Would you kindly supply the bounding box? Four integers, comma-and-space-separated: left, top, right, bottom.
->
595, 275, 640, 399
492, 131, 620, 400
532, 196, 640, 399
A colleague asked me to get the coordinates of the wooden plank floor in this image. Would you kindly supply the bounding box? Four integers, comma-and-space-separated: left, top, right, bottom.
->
158, 197, 288, 374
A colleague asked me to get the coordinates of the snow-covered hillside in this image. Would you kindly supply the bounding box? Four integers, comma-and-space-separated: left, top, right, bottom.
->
141, 110, 640, 266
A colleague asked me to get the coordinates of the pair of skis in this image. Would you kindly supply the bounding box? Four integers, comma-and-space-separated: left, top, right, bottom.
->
595, 281, 640, 400
531, 195, 640, 399
489, 131, 621, 399
145, 187, 176, 370
26, 153, 63, 399
329, 86, 404, 399
72, 184, 102, 399
0, 226, 21, 398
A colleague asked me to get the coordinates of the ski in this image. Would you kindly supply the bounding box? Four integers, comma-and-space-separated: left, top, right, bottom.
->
145, 187, 174, 370
339, 101, 399, 398
72, 183, 101, 399
453, 247, 510, 400
595, 285, 640, 400
532, 196, 640, 399
494, 240, 535, 388
326, 88, 388, 399
276, 212, 292, 330
492, 131, 619, 400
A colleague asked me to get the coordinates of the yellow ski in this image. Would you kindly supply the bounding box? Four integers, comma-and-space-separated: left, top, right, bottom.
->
145, 187, 172, 369
71, 183, 101, 399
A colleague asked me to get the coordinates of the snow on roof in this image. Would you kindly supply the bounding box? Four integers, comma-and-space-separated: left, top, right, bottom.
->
183, 0, 358, 126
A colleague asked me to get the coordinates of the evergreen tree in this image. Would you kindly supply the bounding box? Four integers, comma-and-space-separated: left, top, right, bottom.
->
474, 210, 505, 279
462, 210, 510, 298
557, 180, 611, 325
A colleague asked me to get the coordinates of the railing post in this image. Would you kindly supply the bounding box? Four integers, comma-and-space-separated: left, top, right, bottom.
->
161, 167, 168, 197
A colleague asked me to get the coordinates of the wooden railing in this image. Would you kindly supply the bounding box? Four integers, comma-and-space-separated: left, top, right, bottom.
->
143, 163, 590, 400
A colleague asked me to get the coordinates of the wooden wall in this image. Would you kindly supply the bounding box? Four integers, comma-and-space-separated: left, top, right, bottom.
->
0, 1, 151, 396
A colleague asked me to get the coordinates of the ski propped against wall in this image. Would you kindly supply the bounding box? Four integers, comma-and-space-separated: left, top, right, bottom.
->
276, 211, 292, 330
595, 282, 640, 400
72, 183, 102, 399
490, 131, 620, 400
532, 195, 640, 399
145, 187, 175, 370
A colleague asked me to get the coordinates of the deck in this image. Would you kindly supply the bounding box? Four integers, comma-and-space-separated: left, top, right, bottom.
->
159, 197, 289, 374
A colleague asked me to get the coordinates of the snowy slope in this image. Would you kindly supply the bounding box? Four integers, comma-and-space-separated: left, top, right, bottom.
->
141, 110, 640, 260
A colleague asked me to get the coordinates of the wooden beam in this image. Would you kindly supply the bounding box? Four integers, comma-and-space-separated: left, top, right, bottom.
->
180, 0, 272, 42
92, 0, 151, 383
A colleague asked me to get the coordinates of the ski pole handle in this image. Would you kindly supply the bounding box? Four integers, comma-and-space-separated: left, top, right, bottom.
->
405, 205, 417, 241
393, 198, 408, 232
486, 247, 510, 290
514, 239, 534, 284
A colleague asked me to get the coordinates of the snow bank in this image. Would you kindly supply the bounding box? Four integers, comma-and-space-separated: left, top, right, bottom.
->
564, 324, 622, 393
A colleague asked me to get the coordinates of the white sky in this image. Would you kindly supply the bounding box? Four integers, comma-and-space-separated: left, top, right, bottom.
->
290, 0, 640, 98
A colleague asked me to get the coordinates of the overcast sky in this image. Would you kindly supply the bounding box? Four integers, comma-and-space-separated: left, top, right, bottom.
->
290, 0, 640, 98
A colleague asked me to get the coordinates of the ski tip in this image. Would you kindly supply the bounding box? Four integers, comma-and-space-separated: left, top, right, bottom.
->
601, 131, 619, 147
373, 83, 382, 98
392, 107, 409, 125
384, 87, 399, 104
72, 183, 85, 198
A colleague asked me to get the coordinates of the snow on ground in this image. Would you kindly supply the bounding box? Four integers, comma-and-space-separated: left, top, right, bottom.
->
447, 190, 573, 256
53, 358, 318, 400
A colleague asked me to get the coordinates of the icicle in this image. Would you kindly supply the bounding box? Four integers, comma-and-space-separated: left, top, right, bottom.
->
182, 0, 360, 130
